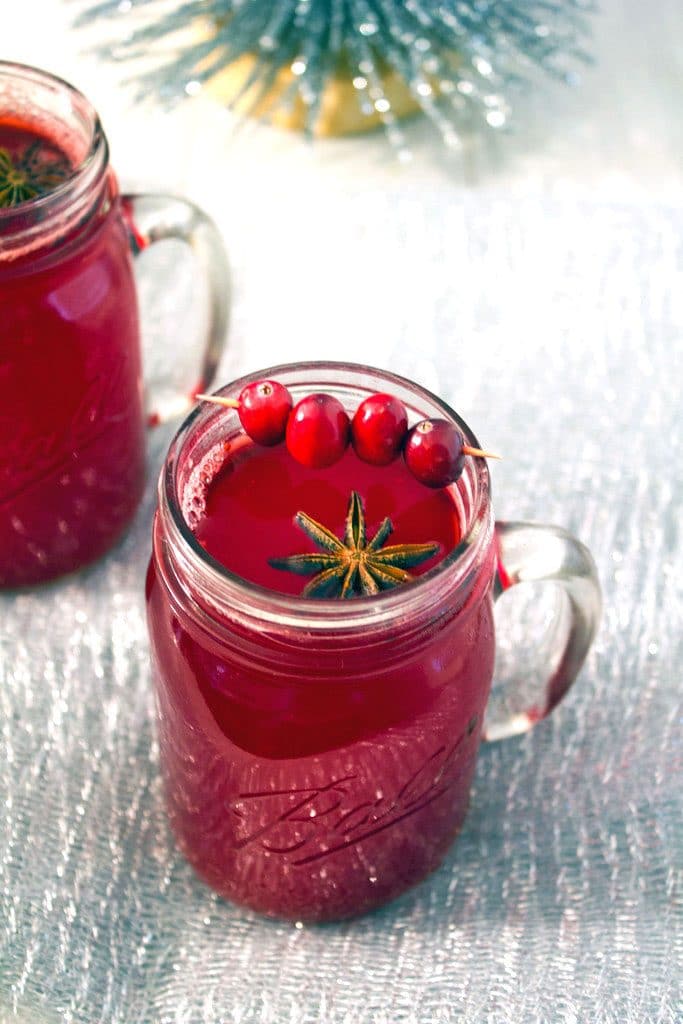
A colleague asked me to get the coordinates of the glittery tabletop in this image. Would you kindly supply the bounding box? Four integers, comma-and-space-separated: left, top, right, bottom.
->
1, 188, 681, 1023
2, 0, 683, 1015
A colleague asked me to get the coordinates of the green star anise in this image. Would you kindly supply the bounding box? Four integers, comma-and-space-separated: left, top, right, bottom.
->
269, 490, 440, 599
0, 147, 37, 208
0, 144, 70, 209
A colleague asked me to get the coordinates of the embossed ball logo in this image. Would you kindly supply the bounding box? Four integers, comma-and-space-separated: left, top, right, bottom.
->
228, 720, 477, 865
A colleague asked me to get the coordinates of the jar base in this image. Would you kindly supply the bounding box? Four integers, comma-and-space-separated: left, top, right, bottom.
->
178, 833, 465, 923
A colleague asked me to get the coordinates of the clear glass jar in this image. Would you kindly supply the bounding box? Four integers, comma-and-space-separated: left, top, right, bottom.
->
0, 61, 229, 586
146, 362, 601, 921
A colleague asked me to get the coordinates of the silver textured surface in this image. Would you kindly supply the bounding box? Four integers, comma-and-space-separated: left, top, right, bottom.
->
1, 192, 682, 1023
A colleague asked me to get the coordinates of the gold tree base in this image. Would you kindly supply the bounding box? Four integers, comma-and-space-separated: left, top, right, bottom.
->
204, 52, 423, 136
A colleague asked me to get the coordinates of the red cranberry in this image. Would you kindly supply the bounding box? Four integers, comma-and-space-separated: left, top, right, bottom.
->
286, 393, 350, 468
351, 392, 408, 466
404, 418, 465, 488
238, 380, 293, 446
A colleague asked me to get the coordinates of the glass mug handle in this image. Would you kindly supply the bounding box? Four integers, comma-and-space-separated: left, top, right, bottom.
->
484, 521, 602, 741
121, 193, 231, 425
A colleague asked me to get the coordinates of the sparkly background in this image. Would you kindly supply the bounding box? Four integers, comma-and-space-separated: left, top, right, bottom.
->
2, 2, 683, 1022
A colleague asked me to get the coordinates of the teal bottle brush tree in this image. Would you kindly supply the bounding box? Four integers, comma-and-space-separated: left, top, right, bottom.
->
73, 0, 594, 151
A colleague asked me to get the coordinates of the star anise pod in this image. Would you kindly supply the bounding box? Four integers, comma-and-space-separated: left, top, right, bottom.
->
0, 144, 71, 209
0, 148, 38, 207
269, 490, 440, 599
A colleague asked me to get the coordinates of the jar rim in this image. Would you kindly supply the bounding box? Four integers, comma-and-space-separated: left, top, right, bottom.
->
0, 61, 108, 253
158, 361, 494, 634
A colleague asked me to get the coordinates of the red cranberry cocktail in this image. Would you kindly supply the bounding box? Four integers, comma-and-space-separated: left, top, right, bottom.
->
147, 363, 602, 921
147, 363, 506, 921
0, 62, 228, 586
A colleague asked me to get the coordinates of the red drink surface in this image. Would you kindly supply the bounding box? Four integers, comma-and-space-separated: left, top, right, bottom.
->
0, 118, 145, 586
147, 431, 496, 921
194, 442, 459, 594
